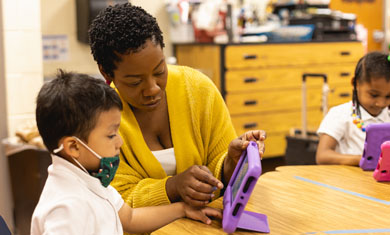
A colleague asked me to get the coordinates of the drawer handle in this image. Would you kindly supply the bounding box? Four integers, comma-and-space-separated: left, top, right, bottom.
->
244, 77, 258, 83
243, 54, 257, 60
244, 100, 257, 106
339, 92, 350, 97
340, 51, 350, 56
340, 72, 351, 77
243, 123, 258, 129
340, 72, 350, 77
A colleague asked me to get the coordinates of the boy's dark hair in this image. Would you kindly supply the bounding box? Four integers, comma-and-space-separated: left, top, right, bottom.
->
88, 3, 165, 78
352, 51, 390, 117
36, 70, 123, 153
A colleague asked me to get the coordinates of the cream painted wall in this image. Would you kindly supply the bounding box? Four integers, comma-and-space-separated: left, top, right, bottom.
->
41, 0, 173, 78
41, 0, 98, 77
3, 0, 43, 138
1, 0, 43, 232
131, 0, 173, 57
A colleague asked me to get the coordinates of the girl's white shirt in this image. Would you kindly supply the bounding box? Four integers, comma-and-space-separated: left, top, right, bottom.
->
317, 101, 390, 155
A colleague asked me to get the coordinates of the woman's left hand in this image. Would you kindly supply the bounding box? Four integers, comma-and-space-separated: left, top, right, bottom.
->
223, 130, 266, 184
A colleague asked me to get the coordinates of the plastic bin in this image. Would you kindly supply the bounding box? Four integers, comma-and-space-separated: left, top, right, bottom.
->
268, 24, 315, 42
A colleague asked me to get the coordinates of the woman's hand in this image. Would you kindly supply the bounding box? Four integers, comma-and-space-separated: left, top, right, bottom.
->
166, 165, 224, 207
223, 130, 266, 184
182, 203, 222, 225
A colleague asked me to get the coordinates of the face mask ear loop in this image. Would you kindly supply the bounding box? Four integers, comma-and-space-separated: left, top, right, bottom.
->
53, 144, 64, 154
54, 141, 89, 174
73, 136, 102, 160
72, 157, 89, 174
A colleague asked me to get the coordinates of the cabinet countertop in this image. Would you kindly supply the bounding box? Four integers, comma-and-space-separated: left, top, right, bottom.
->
173, 39, 360, 46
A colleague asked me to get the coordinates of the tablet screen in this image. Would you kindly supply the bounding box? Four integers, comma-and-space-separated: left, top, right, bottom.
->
232, 155, 249, 200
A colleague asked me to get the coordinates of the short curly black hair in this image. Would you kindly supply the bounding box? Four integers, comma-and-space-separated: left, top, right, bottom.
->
88, 3, 165, 77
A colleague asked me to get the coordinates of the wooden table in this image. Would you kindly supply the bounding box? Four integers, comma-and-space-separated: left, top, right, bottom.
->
152, 165, 390, 235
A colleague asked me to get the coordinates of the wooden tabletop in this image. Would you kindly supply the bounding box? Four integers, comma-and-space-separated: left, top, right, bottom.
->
152, 165, 390, 235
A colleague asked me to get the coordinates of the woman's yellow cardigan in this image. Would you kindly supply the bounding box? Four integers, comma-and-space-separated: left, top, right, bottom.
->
111, 65, 237, 208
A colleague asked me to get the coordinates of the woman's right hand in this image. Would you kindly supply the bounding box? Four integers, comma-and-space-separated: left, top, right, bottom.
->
166, 165, 224, 207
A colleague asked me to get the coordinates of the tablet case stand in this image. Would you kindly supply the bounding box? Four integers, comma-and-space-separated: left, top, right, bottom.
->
373, 141, 390, 181
360, 123, 390, 170
234, 210, 269, 233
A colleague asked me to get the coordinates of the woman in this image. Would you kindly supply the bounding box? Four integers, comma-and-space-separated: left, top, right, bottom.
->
88, 3, 265, 208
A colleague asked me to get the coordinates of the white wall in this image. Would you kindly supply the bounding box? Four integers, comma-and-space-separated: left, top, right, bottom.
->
0, 0, 43, 232
41, 0, 99, 77
3, 0, 43, 137
41, 0, 173, 78
131, 0, 173, 57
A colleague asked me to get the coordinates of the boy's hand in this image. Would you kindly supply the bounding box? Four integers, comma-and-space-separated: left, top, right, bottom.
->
183, 203, 222, 225
167, 165, 224, 207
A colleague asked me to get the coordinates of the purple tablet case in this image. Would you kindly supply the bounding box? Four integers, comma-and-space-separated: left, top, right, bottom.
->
373, 141, 390, 181
222, 141, 269, 234
360, 123, 390, 170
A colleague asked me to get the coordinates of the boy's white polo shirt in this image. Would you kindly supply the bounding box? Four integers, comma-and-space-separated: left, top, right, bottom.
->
317, 101, 390, 155
31, 155, 124, 235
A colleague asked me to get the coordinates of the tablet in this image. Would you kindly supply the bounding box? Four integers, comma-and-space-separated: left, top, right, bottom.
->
373, 141, 390, 181
222, 141, 269, 233
360, 123, 390, 170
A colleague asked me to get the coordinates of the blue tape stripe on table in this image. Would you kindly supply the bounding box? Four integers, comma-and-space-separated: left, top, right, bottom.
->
294, 176, 390, 205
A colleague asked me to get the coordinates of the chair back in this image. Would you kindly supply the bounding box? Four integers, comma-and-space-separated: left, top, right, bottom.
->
0, 215, 11, 235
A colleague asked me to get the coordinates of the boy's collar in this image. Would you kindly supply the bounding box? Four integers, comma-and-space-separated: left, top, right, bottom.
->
50, 154, 110, 199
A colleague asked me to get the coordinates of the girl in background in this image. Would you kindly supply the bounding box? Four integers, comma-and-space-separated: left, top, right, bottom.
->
316, 51, 390, 165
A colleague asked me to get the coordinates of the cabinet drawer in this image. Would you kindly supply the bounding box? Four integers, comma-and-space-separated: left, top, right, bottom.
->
225, 64, 355, 93
226, 84, 351, 115
328, 85, 352, 106
225, 42, 363, 69
237, 131, 310, 158
262, 133, 288, 158
175, 45, 221, 90
231, 108, 336, 158
226, 89, 304, 114
231, 109, 323, 135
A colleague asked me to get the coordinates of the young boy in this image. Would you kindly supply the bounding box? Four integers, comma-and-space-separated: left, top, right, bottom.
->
31, 70, 222, 234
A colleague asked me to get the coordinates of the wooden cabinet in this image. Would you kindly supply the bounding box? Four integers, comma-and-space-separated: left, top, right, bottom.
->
175, 41, 364, 158
8, 148, 51, 235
